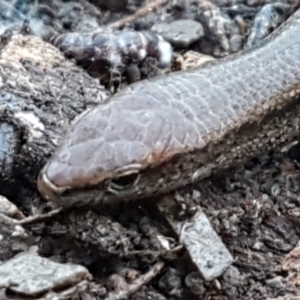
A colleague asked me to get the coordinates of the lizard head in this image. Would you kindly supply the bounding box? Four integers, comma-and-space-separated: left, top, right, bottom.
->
37, 80, 198, 207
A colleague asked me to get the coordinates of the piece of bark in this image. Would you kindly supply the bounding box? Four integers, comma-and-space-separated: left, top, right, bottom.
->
0, 30, 109, 200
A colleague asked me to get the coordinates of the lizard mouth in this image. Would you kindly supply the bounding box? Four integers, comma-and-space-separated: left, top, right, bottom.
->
37, 168, 68, 204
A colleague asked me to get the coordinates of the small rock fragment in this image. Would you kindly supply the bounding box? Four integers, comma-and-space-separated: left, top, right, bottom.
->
151, 19, 204, 48
229, 33, 244, 53
222, 266, 245, 287
0, 253, 91, 297
196, 1, 232, 53
184, 271, 206, 295
157, 196, 233, 281
266, 276, 285, 289
158, 268, 182, 297
179, 211, 233, 281
0, 213, 34, 262
223, 4, 257, 19
245, 3, 293, 49
0, 195, 24, 220
125, 63, 141, 83
178, 50, 215, 71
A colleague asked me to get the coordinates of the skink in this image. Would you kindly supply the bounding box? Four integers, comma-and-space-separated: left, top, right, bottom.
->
38, 9, 300, 207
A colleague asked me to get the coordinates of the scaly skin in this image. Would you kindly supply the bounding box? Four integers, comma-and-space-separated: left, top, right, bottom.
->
38, 9, 300, 207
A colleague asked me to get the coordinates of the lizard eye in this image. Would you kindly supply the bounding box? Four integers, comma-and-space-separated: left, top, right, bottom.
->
107, 173, 140, 194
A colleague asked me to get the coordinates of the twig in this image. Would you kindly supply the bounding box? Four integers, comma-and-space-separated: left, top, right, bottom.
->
106, 260, 165, 300
108, 0, 167, 29
17, 207, 64, 225
126, 244, 184, 257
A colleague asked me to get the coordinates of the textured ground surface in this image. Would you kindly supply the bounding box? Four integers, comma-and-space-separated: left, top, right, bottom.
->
1, 0, 300, 299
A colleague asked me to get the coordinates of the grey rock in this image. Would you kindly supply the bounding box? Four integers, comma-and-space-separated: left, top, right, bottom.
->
151, 19, 204, 48
157, 197, 233, 281
0, 253, 91, 296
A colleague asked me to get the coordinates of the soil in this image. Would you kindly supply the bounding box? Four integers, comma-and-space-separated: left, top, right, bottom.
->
0, 0, 300, 299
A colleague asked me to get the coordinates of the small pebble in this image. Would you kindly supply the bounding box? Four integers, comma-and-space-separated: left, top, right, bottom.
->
266, 276, 285, 289
151, 19, 204, 48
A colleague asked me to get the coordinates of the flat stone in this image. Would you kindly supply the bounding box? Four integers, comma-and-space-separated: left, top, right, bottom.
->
157, 196, 233, 281
0, 253, 91, 297
151, 20, 204, 48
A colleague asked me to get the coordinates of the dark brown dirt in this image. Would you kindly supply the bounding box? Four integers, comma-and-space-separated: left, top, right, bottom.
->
1, 0, 300, 299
